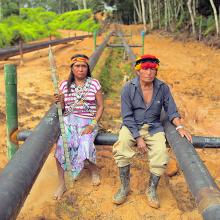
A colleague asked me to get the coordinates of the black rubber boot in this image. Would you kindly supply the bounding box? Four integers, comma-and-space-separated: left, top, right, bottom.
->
146, 173, 160, 208
113, 165, 130, 205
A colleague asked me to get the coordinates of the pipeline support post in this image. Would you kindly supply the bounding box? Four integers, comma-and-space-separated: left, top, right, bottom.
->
141, 31, 145, 55
93, 30, 97, 51
4, 64, 18, 159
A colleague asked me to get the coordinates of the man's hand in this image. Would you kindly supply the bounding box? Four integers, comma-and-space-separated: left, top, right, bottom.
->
136, 136, 147, 154
81, 125, 94, 135
177, 128, 192, 143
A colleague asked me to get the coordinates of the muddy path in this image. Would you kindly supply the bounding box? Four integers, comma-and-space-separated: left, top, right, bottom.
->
0, 25, 220, 219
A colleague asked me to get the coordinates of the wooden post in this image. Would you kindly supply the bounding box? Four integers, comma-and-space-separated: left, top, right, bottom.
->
19, 40, 24, 65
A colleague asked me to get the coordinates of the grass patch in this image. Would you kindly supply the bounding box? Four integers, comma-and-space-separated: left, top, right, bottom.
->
98, 47, 124, 97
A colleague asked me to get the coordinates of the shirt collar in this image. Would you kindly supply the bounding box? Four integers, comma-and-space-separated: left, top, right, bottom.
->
131, 76, 164, 88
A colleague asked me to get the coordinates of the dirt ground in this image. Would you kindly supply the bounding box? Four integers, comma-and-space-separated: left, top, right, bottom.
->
0, 25, 220, 219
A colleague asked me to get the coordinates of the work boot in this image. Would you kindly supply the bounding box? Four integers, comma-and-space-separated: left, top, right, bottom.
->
146, 173, 160, 209
113, 165, 130, 205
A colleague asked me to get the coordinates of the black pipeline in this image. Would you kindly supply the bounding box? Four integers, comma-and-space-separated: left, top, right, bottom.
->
0, 34, 91, 61
0, 32, 112, 220
163, 118, 220, 220
116, 30, 136, 68
89, 32, 112, 72
17, 130, 220, 148
0, 105, 60, 220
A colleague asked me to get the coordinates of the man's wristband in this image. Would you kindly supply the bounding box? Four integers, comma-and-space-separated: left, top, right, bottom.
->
176, 125, 184, 131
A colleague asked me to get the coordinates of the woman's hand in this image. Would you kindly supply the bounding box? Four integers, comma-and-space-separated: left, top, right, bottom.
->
54, 93, 64, 109
81, 125, 95, 135
54, 93, 62, 103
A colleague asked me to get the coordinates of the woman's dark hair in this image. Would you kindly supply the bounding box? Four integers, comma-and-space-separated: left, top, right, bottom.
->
67, 54, 91, 92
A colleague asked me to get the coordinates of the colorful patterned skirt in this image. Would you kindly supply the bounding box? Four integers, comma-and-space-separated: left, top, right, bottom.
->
55, 114, 98, 179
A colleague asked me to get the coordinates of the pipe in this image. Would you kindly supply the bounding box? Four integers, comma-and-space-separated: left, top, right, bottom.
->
107, 44, 142, 48
0, 34, 91, 61
17, 130, 220, 148
116, 31, 136, 68
0, 32, 112, 220
162, 117, 220, 220
4, 64, 18, 159
89, 32, 112, 72
192, 136, 220, 148
93, 30, 97, 51
0, 105, 60, 220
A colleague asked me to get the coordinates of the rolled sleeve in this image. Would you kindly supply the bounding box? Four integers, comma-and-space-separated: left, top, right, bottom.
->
163, 85, 180, 122
121, 85, 140, 139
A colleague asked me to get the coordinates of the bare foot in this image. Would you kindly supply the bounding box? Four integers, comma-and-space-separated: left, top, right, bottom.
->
53, 185, 67, 200
91, 171, 101, 186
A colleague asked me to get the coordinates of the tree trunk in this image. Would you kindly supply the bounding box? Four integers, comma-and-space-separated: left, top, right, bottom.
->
164, 0, 168, 30
149, 0, 153, 29
209, 0, 219, 36
141, 0, 147, 32
157, 0, 161, 28
199, 16, 203, 41
187, 0, 196, 37
134, 9, 137, 24
77, 0, 81, 9
83, 0, 87, 9
59, 0, 63, 14
138, 0, 142, 22
133, 0, 142, 23
176, 0, 182, 19
167, 0, 171, 30
192, 0, 196, 18
219, 6, 220, 33
173, 0, 178, 20
0, 0, 2, 21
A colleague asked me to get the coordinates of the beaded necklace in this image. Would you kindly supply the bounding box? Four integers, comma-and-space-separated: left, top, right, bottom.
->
64, 77, 95, 116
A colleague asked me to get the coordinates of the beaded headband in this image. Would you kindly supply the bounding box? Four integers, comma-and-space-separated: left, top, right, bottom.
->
71, 57, 89, 65
135, 55, 160, 71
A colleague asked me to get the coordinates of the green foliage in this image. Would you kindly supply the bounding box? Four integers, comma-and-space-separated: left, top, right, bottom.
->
1, 1, 19, 17
0, 8, 100, 48
99, 64, 113, 95
175, 11, 188, 31
194, 15, 216, 36
78, 17, 100, 31
99, 47, 124, 96
0, 24, 13, 48
88, 0, 105, 13
20, 7, 56, 23
50, 9, 100, 31
203, 16, 216, 36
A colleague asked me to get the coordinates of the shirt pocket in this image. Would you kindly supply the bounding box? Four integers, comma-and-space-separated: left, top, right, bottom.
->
150, 99, 162, 115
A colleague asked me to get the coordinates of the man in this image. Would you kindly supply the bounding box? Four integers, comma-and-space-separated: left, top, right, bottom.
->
112, 54, 192, 208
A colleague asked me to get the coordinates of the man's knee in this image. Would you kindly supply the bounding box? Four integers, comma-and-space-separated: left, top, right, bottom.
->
149, 146, 169, 176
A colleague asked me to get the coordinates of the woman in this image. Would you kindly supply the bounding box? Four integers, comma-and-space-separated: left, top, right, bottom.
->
54, 54, 104, 199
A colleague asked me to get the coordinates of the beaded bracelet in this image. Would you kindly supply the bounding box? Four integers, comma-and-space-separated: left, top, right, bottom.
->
90, 119, 97, 127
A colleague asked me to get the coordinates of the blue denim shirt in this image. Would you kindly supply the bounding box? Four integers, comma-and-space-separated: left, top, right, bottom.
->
121, 76, 180, 139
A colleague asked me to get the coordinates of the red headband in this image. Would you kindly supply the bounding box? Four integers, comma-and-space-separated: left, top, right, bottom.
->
141, 62, 159, 70
135, 54, 160, 70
